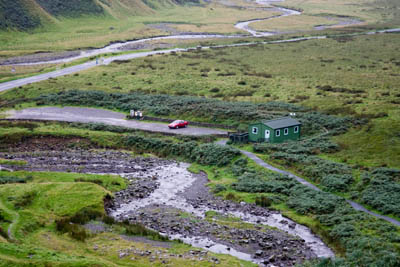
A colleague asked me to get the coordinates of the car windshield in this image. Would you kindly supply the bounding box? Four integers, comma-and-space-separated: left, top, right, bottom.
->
172, 120, 180, 124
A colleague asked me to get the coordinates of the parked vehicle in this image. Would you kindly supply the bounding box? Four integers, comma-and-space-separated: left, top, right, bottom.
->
168, 120, 188, 129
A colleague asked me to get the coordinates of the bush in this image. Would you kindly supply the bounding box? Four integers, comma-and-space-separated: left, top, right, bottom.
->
124, 135, 240, 166
55, 207, 102, 241
233, 172, 296, 195
255, 196, 271, 207
331, 223, 357, 239
36, 90, 307, 126
14, 191, 37, 209
0, 226, 7, 239
213, 184, 227, 193
123, 221, 168, 241
0, 176, 28, 184
360, 171, 400, 216
287, 185, 340, 215
320, 174, 353, 192
192, 144, 240, 166
75, 178, 103, 186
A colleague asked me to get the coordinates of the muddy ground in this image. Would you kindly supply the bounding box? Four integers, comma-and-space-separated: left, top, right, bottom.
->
0, 139, 333, 266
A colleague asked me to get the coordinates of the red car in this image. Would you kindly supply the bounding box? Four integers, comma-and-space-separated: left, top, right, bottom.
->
168, 120, 188, 129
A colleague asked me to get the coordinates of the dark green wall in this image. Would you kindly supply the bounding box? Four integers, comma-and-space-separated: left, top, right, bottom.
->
248, 122, 300, 143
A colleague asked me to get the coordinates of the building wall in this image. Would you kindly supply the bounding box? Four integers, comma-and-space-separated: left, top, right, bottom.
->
248, 123, 264, 142
249, 123, 301, 143
270, 125, 301, 143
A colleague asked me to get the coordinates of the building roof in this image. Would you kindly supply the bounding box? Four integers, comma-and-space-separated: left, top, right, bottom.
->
261, 117, 301, 129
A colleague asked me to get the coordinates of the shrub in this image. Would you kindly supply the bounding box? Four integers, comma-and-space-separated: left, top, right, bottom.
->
320, 174, 353, 192
124, 135, 239, 166
213, 184, 227, 193
102, 215, 115, 225
75, 178, 103, 186
0, 226, 7, 239
255, 196, 271, 207
192, 144, 240, 166
331, 223, 357, 239
36, 90, 307, 126
287, 185, 340, 215
0, 176, 28, 184
55, 207, 102, 241
361, 175, 400, 216
123, 221, 168, 241
14, 191, 37, 209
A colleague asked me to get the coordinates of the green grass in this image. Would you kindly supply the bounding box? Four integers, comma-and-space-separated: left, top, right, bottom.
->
3, 33, 399, 167
0, 0, 276, 58
1, 0, 399, 59
0, 159, 26, 166
0, 167, 254, 266
279, 0, 400, 27
0, 170, 126, 192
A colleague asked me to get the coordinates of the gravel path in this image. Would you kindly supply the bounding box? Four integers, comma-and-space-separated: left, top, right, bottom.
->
7, 107, 227, 136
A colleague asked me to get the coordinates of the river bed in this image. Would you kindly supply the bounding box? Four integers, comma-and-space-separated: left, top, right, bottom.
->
1, 146, 334, 266
109, 162, 334, 265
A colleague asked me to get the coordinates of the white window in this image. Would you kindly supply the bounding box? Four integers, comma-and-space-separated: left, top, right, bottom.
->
275, 129, 280, 137
294, 126, 299, 133
252, 127, 258, 134
284, 128, 289, 135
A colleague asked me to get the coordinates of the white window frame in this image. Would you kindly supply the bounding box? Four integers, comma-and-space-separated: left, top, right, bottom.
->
284, 128, 289, 135
275, 129, 280, 137
294, 126, 299, 133
252, 127, 258, 134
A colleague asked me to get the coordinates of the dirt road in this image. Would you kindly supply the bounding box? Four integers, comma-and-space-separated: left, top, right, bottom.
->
7, 107, 227, 136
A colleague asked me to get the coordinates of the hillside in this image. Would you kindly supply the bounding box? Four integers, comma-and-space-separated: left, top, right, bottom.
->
0, 0, 200, 30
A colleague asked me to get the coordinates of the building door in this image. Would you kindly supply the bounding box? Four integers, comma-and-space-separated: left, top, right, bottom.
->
265, 130, 270, 141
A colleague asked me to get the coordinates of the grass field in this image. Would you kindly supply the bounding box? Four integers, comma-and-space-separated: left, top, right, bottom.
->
2, 33, 399, 166
0, 1, 276, 58
0, 168, 252, 266
251, 14, 356, 32
1, 0, 399, 59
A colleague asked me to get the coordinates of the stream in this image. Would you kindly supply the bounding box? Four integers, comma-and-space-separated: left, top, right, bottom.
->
110, 162, 334, 266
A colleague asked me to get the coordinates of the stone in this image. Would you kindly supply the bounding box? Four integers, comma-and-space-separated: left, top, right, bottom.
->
255, 250, 263, 256
268, 255, 275, 262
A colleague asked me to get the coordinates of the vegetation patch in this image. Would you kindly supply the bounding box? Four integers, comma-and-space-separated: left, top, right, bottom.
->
125, 135, 240, 166
204, 158, 400, 266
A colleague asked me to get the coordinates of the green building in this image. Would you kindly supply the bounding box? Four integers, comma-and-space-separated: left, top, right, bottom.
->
248, 117, 301, 143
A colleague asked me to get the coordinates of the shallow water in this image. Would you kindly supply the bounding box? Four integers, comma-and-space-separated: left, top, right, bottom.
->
111, 163, 334, 264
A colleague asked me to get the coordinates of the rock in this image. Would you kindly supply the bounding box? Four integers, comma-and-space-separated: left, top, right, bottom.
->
268, 255, 275, 262
119, 252, 127, 258
255, 250, 263, 256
